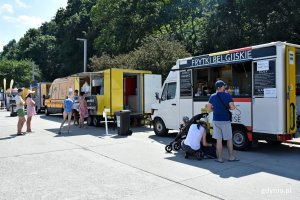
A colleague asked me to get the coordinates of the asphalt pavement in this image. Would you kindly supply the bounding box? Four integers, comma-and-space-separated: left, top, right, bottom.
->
0, 109, 299, 200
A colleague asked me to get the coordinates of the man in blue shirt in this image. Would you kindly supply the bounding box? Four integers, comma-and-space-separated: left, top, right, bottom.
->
207, 80, 239, 163
58, 96, 74, 134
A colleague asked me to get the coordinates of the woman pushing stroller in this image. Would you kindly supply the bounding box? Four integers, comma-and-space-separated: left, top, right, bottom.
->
181, 120, 216, 159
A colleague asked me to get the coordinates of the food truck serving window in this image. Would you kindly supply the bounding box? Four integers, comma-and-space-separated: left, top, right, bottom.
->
193, 61, 252, 100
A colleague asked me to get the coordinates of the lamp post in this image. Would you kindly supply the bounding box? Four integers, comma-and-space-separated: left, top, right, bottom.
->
32, 63, 35, 82
76, 38, 87, 72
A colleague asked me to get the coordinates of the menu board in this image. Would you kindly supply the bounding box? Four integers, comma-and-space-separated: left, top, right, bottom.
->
254, 60, 276, 96
180, 70, 192, 97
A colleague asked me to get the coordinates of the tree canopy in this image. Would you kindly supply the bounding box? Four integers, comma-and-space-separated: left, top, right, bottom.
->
0, 59, 40, 88
1, 0, 300, 84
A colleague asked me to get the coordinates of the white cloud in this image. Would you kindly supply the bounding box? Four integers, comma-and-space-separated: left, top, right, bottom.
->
15, 0, 31, 9
0, 4, 14, 14
2, 15, 44, 28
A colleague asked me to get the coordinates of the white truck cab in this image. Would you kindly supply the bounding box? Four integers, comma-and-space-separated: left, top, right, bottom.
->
152, 42, 300, 150
152, 66, 180, 134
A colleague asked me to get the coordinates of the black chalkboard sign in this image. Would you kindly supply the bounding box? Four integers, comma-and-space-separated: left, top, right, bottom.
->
254, 60, 276, 96
180, 70, 192, 96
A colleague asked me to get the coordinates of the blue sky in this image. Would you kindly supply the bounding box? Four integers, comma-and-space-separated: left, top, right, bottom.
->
0, 0, 68, 52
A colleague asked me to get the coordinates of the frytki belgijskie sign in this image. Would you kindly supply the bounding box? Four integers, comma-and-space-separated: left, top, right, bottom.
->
179, 48, 253, 69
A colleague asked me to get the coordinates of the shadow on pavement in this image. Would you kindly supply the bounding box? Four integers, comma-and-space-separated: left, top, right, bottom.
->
0, 134, 19, 140
163, 141, 300, 181
45, 124, 153, 139
42, 114, 154, 139
148, 133, 178, 146
40, 115, 63, 123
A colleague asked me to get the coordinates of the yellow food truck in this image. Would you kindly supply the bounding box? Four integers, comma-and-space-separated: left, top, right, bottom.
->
30, 82, 52, 113
45, 68, 161, 126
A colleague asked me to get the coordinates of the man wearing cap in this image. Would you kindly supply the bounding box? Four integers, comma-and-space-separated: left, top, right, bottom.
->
207, 80, 239, 163
15, 88, 26, 135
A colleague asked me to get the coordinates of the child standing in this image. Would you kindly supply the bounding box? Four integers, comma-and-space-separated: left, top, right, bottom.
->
58, 96, 74, 134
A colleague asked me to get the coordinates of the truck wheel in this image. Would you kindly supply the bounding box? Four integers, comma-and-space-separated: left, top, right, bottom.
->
93, 117, 101, 127
153, 118, 169, 137
232, 128, 251, 151
87, 116, 93, 126
45, 107, 50, 116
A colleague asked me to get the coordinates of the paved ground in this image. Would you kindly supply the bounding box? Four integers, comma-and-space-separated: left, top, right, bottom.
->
0, 109, 299, 200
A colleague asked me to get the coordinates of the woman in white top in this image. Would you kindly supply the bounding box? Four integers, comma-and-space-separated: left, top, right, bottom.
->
181, 120, 214, 159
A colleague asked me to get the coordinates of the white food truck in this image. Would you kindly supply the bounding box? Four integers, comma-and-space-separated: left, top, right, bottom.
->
151, 41, 300, 150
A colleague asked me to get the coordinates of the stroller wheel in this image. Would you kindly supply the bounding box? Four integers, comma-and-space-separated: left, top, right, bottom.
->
173, 143, 181, 151
165, 145, 172, 153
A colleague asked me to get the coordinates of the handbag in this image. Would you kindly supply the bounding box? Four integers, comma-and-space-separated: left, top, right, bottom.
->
216, 93, 232, 122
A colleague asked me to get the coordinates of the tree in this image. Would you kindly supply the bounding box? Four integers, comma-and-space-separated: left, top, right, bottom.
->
52, 0, 97, 76
2, 0, 300, 83
0, 39, 19, 60
91, 0, 162, 55
0, 59, 41, 88
91, 34, 190, 79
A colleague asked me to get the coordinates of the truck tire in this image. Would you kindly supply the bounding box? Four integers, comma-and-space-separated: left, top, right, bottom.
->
45, 107, 50, 116
93, 117, 101, 127
153, 118, 169, 137
232, 128, 251, 151
87, 116, 93, 126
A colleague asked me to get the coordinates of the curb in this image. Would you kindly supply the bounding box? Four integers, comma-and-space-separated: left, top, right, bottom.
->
284, 140, 300, 145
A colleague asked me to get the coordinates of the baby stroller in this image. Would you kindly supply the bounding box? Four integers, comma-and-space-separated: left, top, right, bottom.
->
165, 113, 209, 153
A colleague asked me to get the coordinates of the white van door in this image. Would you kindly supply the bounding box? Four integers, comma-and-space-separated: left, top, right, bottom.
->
144, 74, 162, 113
252, 59, 278, 133
159, 82, 179, 129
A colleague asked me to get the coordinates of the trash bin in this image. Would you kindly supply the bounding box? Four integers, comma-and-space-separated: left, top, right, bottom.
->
10, 99, 17, 117
114, 110, 132, 136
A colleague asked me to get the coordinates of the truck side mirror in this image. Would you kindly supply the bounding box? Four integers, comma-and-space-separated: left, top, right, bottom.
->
155, 92, 161, 103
